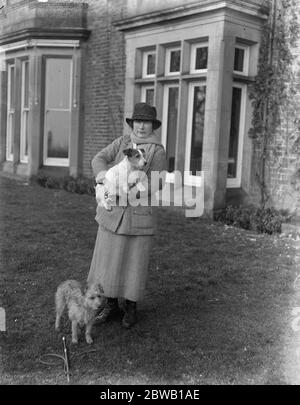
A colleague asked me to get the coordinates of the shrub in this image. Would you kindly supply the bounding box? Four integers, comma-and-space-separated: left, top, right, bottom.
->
31, 174, 95, 196
214, 205, 291, 234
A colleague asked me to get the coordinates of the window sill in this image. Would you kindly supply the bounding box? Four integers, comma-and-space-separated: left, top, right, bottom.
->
232, 73, 255, 84
135, 78, 155, 84
181, 73, 207, 81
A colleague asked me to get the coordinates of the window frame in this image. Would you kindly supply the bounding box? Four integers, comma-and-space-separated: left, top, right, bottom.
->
184, 81, 206, 187
165, 47, 181, 76
43, 56, 73, 167
142, 50, 156, 79
161, 83, 180, 183
20, 59, 29, 163
190, 43, 209, 74
140, 85, 155, 105
6, 63, 15, 162
233, 44, 250, 76
226, 82, 247, 188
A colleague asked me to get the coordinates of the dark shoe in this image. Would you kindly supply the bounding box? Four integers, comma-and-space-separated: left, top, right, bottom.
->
95, 298, 120, 324
122, 300, 137, 329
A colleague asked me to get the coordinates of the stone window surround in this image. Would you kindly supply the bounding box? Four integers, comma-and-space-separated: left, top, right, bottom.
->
0, 39, 84, 178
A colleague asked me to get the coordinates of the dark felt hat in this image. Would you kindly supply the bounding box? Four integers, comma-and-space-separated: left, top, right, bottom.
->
126, 102, 161, 130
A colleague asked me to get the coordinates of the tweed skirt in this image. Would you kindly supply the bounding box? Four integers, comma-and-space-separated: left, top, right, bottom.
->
87, 226, 153, 302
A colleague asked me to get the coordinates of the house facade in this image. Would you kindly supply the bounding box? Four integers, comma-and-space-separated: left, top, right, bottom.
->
0, 0, 298, 215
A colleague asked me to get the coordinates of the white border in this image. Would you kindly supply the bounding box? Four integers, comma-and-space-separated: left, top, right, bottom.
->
142, 51, 156, 78
226, 83, 247, 188
161, 83, 180, 183
20, 60, 29, 163
165, 47, 181, 76
43, 57, 73, 167
190, 43, 208, 74
6, 64, 15, 162
233, 44, 249, 76
184, 82, 206, 187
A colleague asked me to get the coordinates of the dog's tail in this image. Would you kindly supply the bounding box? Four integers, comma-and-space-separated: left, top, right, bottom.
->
55, 289, 66, 330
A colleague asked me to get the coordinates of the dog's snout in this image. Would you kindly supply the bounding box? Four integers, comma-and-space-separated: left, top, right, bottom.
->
144, 160, 147, 165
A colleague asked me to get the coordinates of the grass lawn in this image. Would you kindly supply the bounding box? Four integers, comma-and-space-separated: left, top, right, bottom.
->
0, 174, 298, 385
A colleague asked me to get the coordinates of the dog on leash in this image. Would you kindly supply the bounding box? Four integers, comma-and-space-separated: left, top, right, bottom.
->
95, 148, 147, 211
55, 280, 105, 344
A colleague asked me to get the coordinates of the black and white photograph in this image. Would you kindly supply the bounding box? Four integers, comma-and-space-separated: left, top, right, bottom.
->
0, 0, 300, 389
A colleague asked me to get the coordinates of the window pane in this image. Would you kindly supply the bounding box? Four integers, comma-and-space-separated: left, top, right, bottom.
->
190, 86, 206, 174
169, 50, 181, 73
147, 54, 155, 75
8, 114, 14, 156
195, 47, 208, 70
45, 111, 70, 158
227, 87, 242, 178
46, 58, 71, 109
145, 88, 154, 105
166, 87, 178, 172
10, 66, 15, 108
24, 111, 29, 157
6, 65, 15, 160
23, 61, 29, 109
234, 48, 244, 72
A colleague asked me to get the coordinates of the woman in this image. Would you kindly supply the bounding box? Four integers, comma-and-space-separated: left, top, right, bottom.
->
87, 102, 167, 328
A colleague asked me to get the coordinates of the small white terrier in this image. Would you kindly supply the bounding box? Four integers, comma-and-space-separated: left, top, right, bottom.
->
95, 148, 147, 210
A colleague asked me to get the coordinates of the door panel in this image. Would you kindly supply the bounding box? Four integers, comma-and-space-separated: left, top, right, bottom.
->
45, 111, 70, 159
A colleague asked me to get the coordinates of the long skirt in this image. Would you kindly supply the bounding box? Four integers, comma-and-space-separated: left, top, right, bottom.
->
87, 226, 153, 302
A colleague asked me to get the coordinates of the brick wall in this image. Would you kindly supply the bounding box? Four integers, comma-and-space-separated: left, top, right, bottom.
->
82, 0, 126, 177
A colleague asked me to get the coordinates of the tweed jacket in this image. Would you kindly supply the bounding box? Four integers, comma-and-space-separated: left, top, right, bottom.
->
92, 134, 167, 235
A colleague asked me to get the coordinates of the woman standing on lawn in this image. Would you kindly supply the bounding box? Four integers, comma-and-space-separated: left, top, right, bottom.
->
87, 102, 167, 328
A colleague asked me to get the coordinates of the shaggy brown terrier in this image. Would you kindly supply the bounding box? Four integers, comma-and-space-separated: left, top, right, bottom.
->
55, 280, 105, 344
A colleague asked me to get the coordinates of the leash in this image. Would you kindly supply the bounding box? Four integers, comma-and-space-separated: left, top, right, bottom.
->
38, 336, 100, 383
39, 336, 71, 382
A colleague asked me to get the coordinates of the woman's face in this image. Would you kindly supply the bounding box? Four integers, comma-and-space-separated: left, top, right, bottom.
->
133, 120, 153, 138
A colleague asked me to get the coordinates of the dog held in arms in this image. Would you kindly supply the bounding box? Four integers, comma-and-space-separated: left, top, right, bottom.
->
95, 147, 148, 211
55, 280, 105, 344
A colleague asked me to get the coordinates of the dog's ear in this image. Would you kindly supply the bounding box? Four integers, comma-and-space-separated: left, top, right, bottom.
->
97, 283, 104, 295
123, 148, 134, 157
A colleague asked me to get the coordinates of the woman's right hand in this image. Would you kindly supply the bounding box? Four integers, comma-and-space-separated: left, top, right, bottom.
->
95, 170, 107, 185
95, 183, 112, 211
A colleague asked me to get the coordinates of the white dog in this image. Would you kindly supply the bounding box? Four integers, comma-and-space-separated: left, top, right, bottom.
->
95, 148, 147, 210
